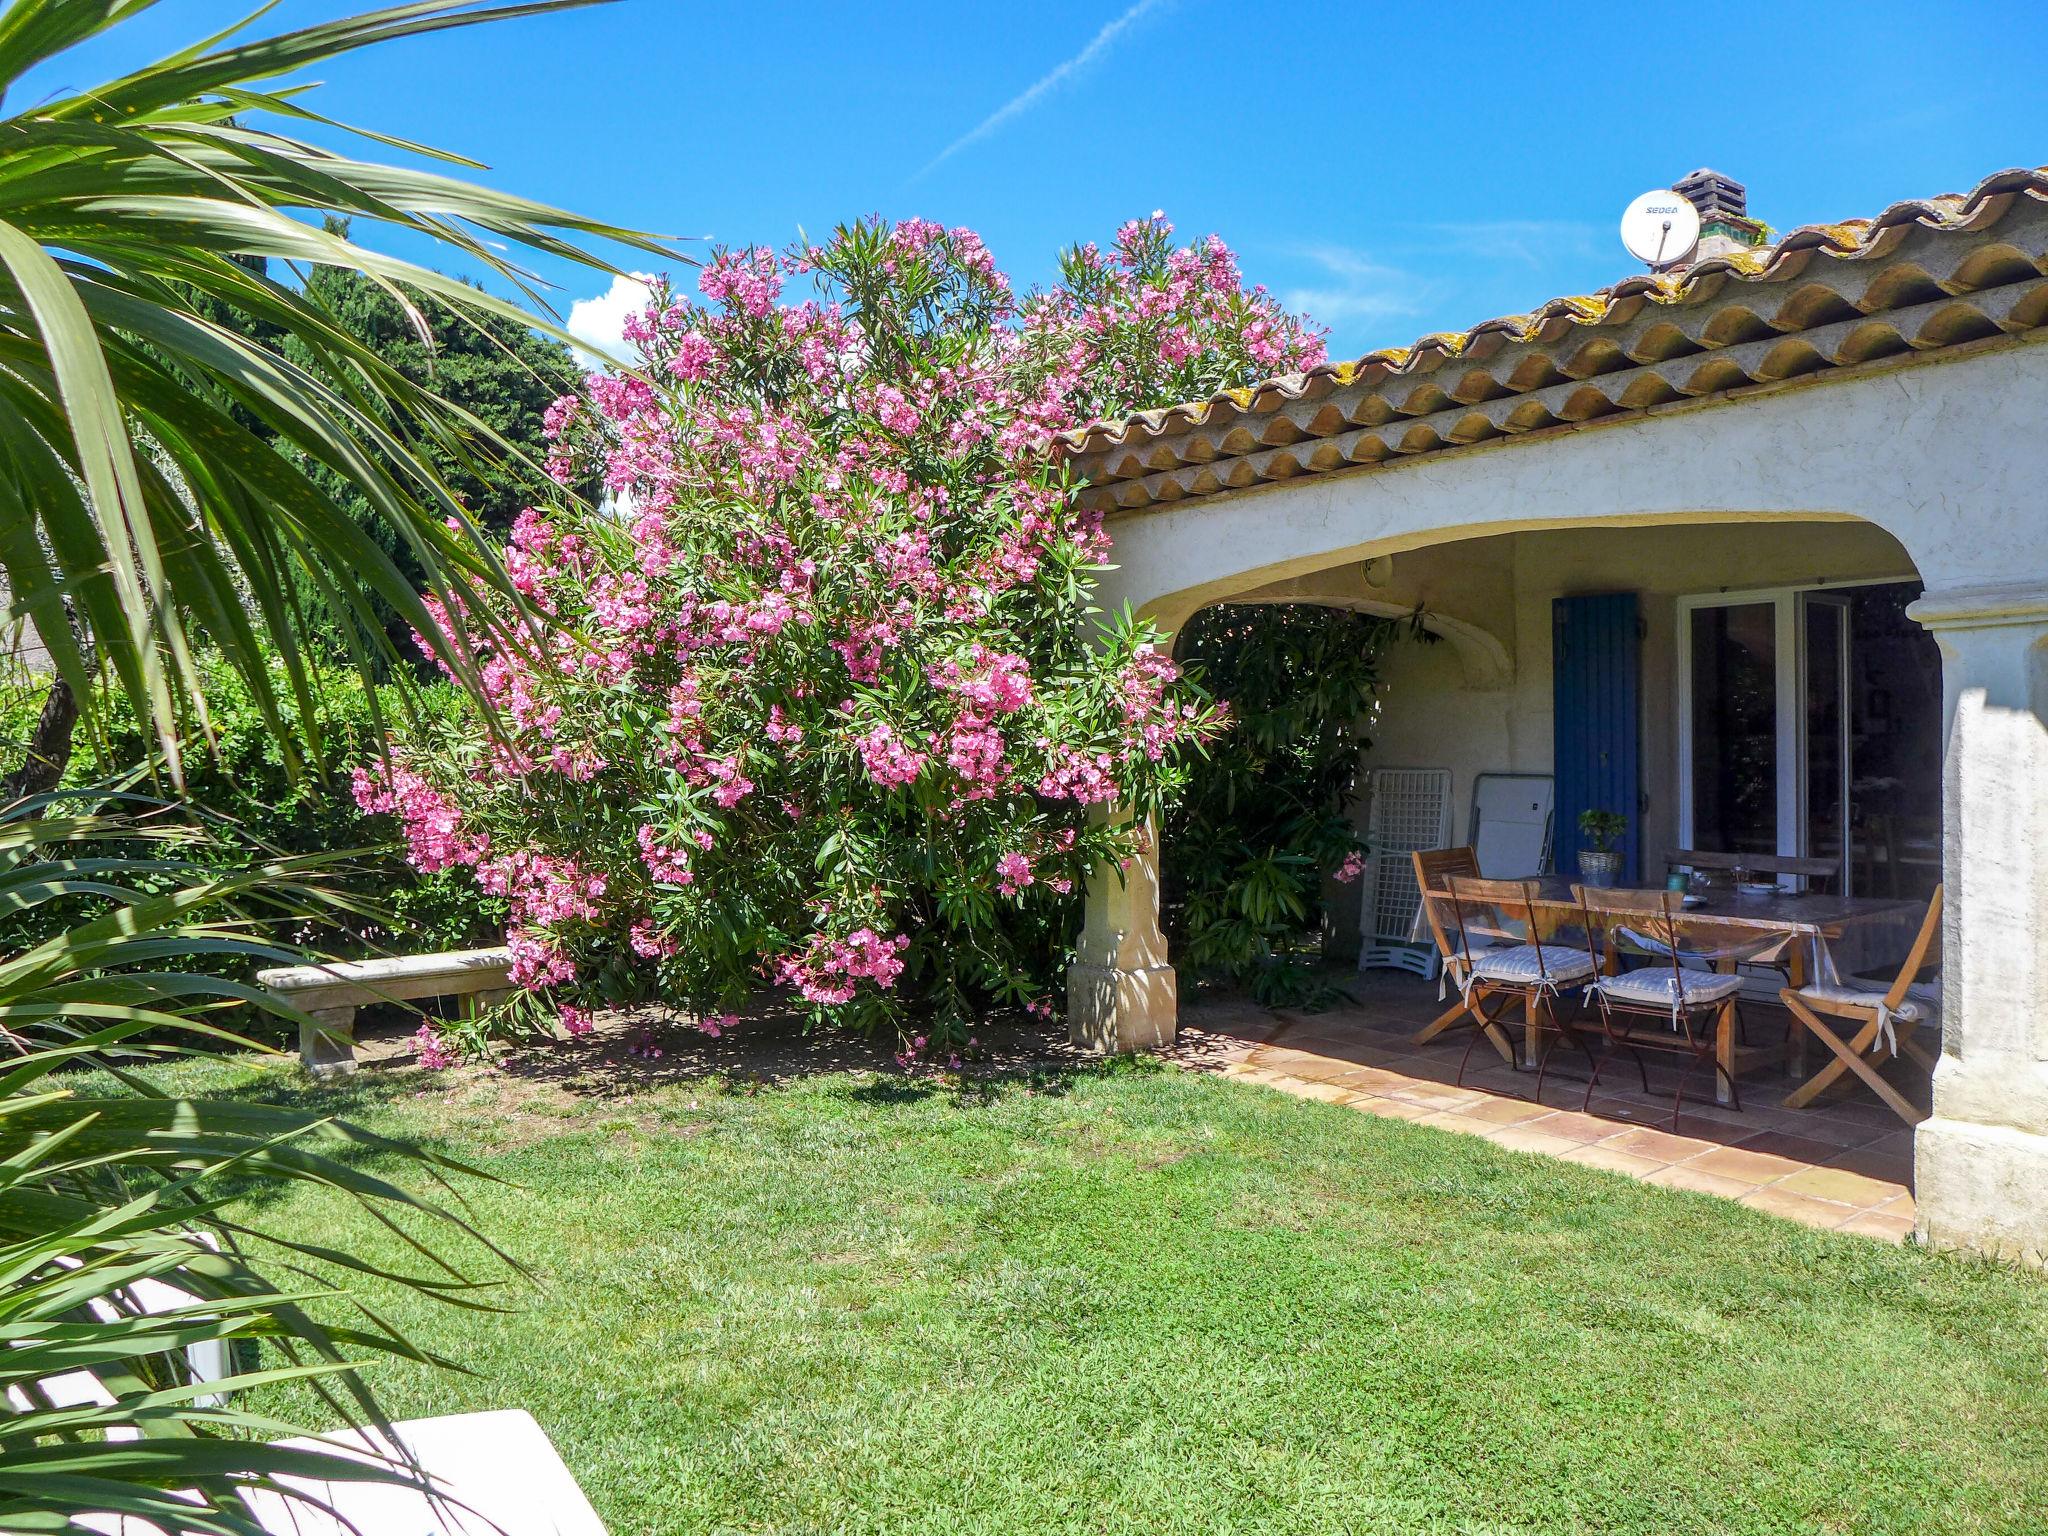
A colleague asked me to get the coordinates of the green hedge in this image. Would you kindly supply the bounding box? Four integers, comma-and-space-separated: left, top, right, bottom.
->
0, 654, 500, 966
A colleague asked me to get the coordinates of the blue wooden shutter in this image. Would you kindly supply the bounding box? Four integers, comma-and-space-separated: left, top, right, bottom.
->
1553, 593, 1641, 882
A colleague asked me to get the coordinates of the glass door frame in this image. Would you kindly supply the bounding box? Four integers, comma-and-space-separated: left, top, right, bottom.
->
1675, 579, 1901, 886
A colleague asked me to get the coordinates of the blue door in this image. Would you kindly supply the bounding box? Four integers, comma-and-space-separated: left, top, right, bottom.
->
1553, 593, 1641, 883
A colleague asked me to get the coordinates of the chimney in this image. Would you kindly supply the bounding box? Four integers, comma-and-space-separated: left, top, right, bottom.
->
1673, 168, 1770, 262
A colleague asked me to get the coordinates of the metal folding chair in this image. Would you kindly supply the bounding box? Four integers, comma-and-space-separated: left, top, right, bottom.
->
1572, 885, 1748, 1128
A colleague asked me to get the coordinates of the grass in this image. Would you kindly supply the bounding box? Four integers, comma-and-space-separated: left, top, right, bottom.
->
148, 1042, 2048, 1535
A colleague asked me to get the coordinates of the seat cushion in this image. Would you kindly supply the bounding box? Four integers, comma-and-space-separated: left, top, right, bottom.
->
1594, 969, 1745, 1010
1793, 978, 1938, 1022
1468, 944, 1596, 986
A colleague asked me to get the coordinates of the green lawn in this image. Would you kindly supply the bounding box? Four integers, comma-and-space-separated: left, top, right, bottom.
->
158, 1044, 2047, 1535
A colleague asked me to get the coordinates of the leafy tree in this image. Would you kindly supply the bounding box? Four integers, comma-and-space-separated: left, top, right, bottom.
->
283, 253, 594, 657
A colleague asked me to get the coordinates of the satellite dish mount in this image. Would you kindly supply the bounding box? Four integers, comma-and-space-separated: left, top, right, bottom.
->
1620, 189, 1701, 271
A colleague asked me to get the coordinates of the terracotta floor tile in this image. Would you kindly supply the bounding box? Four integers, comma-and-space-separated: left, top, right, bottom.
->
1558, 1142, 1666, 1178
1483, 1124, 1588, 1158
1728, 1129, 1857, 1164
1681, 1144, 1806, 1185
1520, 1109, 1626, 1145
1269, 1076, 1359, 1104
1754, 1111, 1887, 1148
1739, 1184, 1857, 1229
1454, 1096, 1558, 1127
1384, 1082, 1491, 1111
1606, 1126, 1719, 1163
1873, 1191, 1920, 1217
1331, 1064, 1422, 1094
1834, 1209, 1918, 1243
1819, 1145, 1915, 1186
1644, 1163, 1758, 1199
1349, 1096, 1434, 1122
1775, 1164, 1907, 1209
1413, 1108, 1498, 1134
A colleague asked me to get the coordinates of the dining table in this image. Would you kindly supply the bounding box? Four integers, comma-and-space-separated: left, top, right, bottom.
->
1416, 875, 1926, 1104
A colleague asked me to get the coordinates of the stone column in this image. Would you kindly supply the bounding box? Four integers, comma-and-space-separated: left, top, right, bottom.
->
1908, 581, 2048, 1267
1068, 811, 1177, 1053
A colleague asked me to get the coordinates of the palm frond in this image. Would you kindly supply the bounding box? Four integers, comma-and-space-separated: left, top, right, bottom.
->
0, 0, 672, 783
0, 795, 516, 1530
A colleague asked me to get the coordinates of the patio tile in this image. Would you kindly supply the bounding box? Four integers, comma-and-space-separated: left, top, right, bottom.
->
1383, 1081, 1491, 1111
1727, 1129, 1857, 1165
1252, 1048, 1354, 1078
1605, 1126, 1719, 1163
1681, 1144, 1807, 1185
1454, 1096, 1558, 1127
1519, 1109, 1625, 1144
1221, 1064, 1294, 1084
1644, 1163, 1758, 1200
1775, 1164, 1906, 1209
1483, 1124, 1588, 1158
1266, 1054, 1367, 1086
1835, 1209, 1917, 1243
1751, 1111, 1887, 1148
1349, 1096, 1435, 1122
1267, 1076, 1359, 1104
1819, 1144, 1914, 1186
1414, 1109, 1496, 1137
1330, 1065, 1421, 1094
1558, 1142, 1666, 1178
1739, 1184, 1857, 1230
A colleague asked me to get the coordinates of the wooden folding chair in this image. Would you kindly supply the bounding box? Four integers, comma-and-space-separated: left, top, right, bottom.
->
1781, 886, 1942, 1125
1409, 847, 1513, 1065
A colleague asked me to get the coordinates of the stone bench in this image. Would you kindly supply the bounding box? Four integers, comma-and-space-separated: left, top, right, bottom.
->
257, 947, 513, 1076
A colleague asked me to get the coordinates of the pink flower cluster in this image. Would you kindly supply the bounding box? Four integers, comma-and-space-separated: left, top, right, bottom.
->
352, 765, 486, 873
772, 928, 911, 1006
855, 722, 927, 788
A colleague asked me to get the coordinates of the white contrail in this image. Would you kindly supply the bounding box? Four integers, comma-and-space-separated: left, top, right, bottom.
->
912, 0, 1175, 181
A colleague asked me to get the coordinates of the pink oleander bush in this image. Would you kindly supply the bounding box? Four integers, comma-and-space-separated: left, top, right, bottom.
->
359, 215, 1325, 1054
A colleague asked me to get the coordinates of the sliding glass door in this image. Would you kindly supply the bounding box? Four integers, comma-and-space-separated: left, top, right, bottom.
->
1678, 582, 1939, 896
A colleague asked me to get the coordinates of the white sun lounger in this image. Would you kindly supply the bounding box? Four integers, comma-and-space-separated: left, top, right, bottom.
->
239, 1409, 607, 1535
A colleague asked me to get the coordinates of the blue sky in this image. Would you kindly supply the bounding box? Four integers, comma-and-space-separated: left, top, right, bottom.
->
18, 0, 2048, 361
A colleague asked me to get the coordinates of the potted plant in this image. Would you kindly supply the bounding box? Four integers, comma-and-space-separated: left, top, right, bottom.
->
1577, 809, 1628, 887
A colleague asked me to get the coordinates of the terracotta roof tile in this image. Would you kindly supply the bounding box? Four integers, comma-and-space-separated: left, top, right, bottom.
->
1066, 166, 2048, 511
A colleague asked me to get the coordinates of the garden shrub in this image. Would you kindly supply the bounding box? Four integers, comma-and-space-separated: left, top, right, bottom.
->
361, 216, 1324, 1052
1162, 604, 1391, 1007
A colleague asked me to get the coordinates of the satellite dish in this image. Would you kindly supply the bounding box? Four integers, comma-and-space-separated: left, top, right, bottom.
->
1620, 189, 1700, 269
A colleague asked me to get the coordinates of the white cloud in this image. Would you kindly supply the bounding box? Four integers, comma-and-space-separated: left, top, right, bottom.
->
914, 0, 1174, 180
566, 272, 655, 367
1280, 245, 1427, 331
